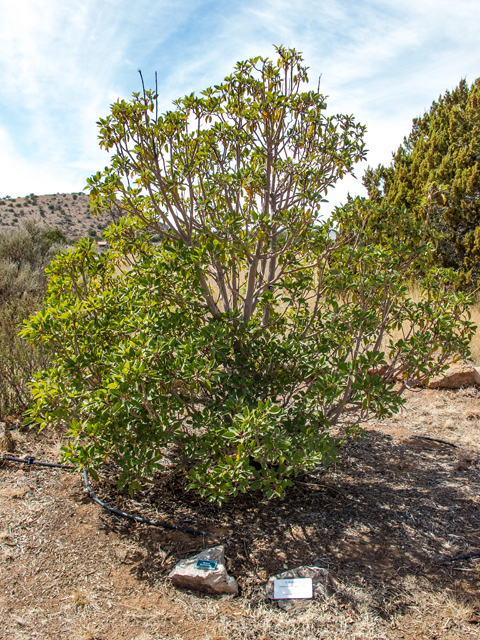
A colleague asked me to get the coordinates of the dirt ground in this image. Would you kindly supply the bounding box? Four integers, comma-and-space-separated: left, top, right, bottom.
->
1, 387, 480, 640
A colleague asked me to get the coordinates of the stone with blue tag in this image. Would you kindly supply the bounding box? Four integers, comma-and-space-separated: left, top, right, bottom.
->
169, 545, 238, 595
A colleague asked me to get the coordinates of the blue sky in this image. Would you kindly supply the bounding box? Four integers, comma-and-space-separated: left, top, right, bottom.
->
1, 0, 480, 212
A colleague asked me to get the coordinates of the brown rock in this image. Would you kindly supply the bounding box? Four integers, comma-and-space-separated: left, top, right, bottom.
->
457, 450, 477, 471
464, 408, 480, 420
428, 363, 480, 390
367, 364, 390, 378
169, 545, 238, 595
265, 566, 336, 612
0, 423, 15, 453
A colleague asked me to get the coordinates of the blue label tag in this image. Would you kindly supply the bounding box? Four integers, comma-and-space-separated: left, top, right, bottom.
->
195, 559, 218, 571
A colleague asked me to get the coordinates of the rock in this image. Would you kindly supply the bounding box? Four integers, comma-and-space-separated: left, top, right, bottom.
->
428, 363, 480, 390
456, 450, 477, 471
265, 566, 336, 612
169, 545, 238, 596
464, 408, 480, 420
0, 423, 15, 453
367, 364, 390, 378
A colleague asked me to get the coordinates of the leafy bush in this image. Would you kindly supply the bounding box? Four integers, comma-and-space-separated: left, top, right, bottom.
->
24, 47, 475, 501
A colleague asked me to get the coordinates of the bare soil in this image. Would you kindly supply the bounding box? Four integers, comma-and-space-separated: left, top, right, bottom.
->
1, 387, 480, 640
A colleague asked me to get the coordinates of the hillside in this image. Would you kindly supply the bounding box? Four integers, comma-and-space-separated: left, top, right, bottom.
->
0, 192, 115, 241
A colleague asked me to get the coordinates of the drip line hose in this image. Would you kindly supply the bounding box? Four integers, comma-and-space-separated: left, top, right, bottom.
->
438, 550, 480, 563
1, 454, 217, 539
4, 455, 479, 560
2, 455, 75, 470
82, 469, 216, 537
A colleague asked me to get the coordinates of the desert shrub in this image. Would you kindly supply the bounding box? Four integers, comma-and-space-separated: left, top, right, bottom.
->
0, 221, 66, 298
24, 47, 475, 501
0, 222, 66, 415
0, 297, 50, 415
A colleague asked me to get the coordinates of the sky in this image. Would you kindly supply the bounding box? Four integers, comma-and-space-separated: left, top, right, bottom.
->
1, 0, 480, 213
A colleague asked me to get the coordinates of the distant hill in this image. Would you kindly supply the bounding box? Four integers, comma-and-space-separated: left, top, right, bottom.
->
0, 192, 118, 241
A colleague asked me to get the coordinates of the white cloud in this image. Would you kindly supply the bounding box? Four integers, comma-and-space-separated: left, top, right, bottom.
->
0, 0, 479, 204
0, 127, 85, 196
0, 0, 204, 196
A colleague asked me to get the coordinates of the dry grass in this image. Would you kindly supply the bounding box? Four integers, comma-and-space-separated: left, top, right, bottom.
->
468, 303, 480, 365
73, 590, 91, 609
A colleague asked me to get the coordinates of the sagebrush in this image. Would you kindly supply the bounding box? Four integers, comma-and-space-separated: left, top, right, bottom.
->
0, 221, 65, 416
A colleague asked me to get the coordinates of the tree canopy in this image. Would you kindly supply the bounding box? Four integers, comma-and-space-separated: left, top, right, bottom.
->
23, 47, 475, 502
363, 78, 480, 287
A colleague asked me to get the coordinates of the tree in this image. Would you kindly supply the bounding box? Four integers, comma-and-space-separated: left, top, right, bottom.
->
24, 47, 475, 502
363, 78, 480, 287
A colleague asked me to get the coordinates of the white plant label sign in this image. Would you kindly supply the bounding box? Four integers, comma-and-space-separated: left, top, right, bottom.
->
273, 577, 313, 599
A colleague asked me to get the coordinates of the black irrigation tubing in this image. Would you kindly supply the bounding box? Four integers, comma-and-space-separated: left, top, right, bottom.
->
437, 549, 480, 563
4, 455, 480, 560
1, 455, 75, 470
1, 454, 218, 539
409, 435, 465, 449
3, 419, 34, 431
82, 469, 217, 538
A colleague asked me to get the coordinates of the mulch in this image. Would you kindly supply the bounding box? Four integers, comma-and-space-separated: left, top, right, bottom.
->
1, 387, 480, 639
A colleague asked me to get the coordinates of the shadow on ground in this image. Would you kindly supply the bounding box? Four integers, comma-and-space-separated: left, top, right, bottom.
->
94, 428, 480, 618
